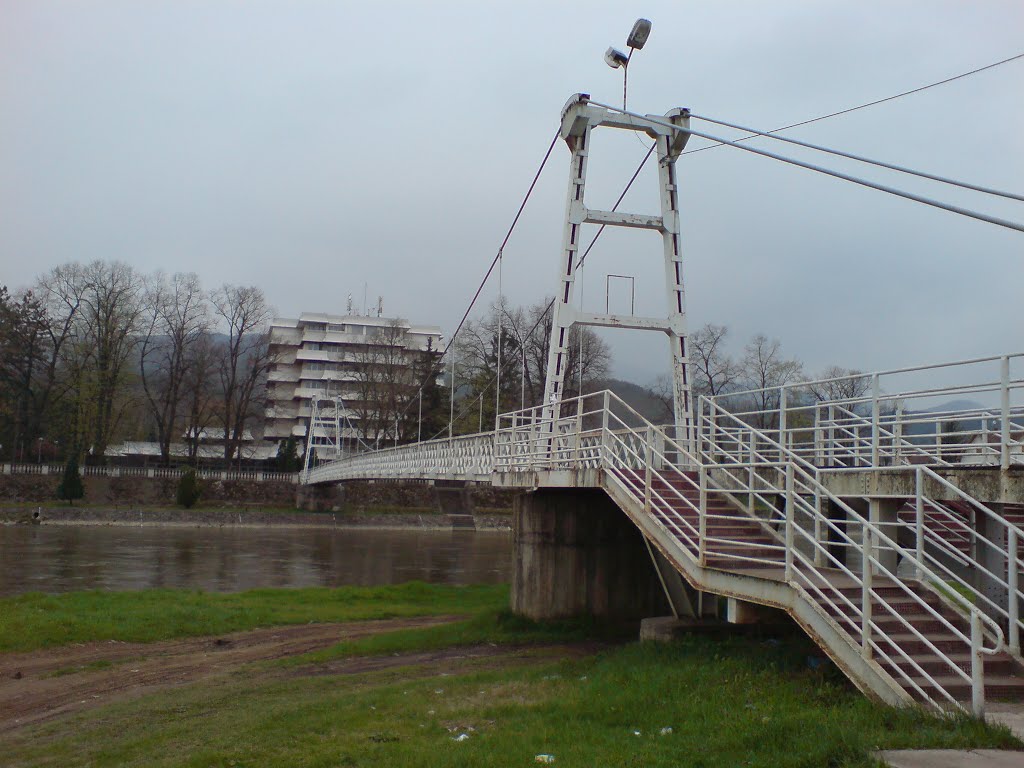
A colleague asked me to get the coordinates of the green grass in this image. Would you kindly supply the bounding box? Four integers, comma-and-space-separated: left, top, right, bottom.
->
0, 582, 508, 653
285, 608, 614, 666
48, 658, 116, 677
3, 625, 1018, 767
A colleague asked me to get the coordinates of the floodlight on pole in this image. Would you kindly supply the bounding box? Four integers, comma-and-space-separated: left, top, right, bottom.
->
604, 18, 653, 109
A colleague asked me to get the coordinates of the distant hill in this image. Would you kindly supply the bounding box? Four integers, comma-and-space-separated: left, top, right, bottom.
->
588, 378, 671, 423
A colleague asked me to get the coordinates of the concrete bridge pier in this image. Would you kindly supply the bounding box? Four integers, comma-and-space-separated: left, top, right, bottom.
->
511, 488, 677, 623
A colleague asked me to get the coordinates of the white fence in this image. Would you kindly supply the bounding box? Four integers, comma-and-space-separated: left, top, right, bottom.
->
705, 353, 1024, 470
0, 464, 300, 484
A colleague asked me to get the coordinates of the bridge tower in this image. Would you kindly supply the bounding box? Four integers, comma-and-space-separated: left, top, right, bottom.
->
542, 94, 695, 448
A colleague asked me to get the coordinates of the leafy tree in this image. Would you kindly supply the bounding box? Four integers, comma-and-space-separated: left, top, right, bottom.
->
176, 469, 201, 508
56, 456, 84, 505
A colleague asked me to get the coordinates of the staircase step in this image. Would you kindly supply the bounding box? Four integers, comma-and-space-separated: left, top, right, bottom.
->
902, 675, 1024, 703
878, 652, 1018, 678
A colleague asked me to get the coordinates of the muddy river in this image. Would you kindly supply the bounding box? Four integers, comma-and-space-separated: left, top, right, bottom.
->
0, 523, 513, 595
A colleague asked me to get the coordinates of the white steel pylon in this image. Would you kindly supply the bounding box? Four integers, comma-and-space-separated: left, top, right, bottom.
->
542, 94, 695, 449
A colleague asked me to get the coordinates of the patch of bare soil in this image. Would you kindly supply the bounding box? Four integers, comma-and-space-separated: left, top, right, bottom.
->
289, 641, 605, 679
0, 616, 460, 734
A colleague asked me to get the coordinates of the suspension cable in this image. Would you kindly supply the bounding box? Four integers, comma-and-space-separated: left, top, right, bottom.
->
389, 53, 1024, 446
427, 143, 658, 441
681, 51, 1024, 158
590, 101, 1024, 234
689, 112, 1024, 202
394, 127, 560, 439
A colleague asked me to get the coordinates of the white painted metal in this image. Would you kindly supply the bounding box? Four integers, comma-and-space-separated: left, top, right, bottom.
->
301, 351, 1024, 714
541, 95, 695, 452
707, 353, 1024, 469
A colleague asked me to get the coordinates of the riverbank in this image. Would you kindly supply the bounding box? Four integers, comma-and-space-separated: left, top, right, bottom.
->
0, 504, 512, 529
0, 584, 1019, 767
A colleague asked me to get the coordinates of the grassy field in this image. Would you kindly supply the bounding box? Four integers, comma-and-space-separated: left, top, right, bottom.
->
0, 582, 507, 652
1, 585, 1021, 767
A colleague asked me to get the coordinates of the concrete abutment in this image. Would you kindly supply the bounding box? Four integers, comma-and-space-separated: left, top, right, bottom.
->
510, 488, 671, 622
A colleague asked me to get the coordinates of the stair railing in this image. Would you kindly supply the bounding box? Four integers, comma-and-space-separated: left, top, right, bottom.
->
700, 396, 1005, 716
497, 389, 1008, 712
822, 463, 1024, 658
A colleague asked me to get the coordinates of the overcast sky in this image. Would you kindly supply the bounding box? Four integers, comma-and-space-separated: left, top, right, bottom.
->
1, 1, 1022, 386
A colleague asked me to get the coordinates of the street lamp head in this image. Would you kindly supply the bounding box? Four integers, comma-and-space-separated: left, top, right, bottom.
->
604, 47, 629, 69
626, 18, 652, 50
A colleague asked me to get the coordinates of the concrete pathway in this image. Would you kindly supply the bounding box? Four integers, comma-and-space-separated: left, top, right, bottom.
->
876, 750, 1024, 767
877, 705, 1024, 767
989, 704, 1024, 744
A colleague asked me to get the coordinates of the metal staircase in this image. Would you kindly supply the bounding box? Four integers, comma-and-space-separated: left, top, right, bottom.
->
302, 381, 1024, 717
492, 389, 1024, 716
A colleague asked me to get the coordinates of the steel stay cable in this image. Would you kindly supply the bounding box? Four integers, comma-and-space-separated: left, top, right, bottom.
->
430, 143, 659, 441
680, 51, 1024, 158
388, 128, 560, 438
690, 112, 1024, 202
436, 58, 1024, 439
590, 100, 1024, 234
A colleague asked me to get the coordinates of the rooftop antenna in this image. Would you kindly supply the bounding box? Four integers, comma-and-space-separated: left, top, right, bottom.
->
605, 18, 652, 109
363, 282, 368, 316
377, 296, 384, 317
346, 293, 353, 314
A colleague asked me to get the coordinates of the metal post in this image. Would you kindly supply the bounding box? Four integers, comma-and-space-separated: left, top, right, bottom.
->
862, 526, 873, 659
813, 405, 822, 466
449, 349, 455, 440
644, 425, 653, 515
871, 374, 880, 467
747, 430, 756, 516
785, 463, 795, 581
778, 386, 788, 463
418, 389, 423, 443
575, 396, 584, 462
915, 467, 925, 581
1010, 528, 1020, 656
971, 610, 985, 718
894, 400, 904, 465
601, 390, 610, 463
813, 487, 824, 567
1001, 356, 1011, 471
699, 463, 708, 566
827, 404, 835, 466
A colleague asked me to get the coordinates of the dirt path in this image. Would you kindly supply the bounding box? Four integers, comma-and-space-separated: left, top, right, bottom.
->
0, 616, 461, 734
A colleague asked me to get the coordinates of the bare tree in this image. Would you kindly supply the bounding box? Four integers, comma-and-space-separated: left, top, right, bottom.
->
182, 331, 219, 464
212, 285, 274, 466
139, 272, 209, 465
47, 261, 145, 463
807, 365, 870, 405
740, 334, 804, 430
690, 323, 740, 397
452, 298, 610, 432
350, 319, 419, 445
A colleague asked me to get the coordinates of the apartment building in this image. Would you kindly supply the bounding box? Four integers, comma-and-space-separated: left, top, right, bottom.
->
264, 312, 443, 451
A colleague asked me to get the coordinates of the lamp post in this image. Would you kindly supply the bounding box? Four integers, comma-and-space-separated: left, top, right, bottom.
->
604, 19, 652, 109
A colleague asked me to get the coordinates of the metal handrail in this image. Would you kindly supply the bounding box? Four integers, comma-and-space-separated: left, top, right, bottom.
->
701, 395, 1004, 715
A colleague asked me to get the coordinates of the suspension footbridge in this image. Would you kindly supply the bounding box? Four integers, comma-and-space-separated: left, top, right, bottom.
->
300, 94, 1024, 717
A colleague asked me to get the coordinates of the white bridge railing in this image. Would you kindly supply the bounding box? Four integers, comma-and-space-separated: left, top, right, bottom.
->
705, 353, 1024, 470
303, 432, 495, 484
304, 378, 1021, 715
1, 463, 299, 483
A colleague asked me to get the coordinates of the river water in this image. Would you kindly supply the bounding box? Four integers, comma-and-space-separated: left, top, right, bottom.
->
0, 524, 513, 596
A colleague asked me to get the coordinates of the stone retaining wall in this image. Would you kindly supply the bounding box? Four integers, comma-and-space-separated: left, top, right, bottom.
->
0, 474, 297, 507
